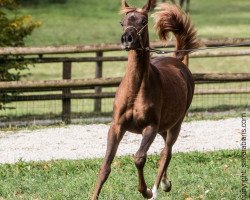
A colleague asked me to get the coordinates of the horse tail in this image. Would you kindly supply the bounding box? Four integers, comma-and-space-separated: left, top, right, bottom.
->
153, 3, 200, 63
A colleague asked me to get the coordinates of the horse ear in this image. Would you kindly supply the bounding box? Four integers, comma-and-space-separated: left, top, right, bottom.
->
142, 0, 152, 13
122, 0, 129, 8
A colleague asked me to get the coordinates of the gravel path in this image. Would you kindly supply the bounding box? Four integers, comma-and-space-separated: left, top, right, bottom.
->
0, 118, 247, 164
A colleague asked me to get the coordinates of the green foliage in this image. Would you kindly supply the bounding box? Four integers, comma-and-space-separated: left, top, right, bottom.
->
0, 0, 40, 109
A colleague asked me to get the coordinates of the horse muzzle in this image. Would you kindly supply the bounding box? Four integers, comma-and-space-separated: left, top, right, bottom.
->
121, 32, 138, 50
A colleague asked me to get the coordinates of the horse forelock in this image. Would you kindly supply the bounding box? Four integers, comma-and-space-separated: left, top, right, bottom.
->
119, 7, 147, 15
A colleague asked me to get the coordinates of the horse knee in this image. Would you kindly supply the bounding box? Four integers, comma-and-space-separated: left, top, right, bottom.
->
134, 155, 147, 169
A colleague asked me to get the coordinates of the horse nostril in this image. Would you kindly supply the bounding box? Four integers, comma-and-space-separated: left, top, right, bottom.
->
121, 35, 126, 43
128, 35, 133, 43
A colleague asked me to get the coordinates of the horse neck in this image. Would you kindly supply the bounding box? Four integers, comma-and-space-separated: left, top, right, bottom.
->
124, 49, 150, 94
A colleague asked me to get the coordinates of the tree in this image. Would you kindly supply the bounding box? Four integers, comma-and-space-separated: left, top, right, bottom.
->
0, 0, 41, 109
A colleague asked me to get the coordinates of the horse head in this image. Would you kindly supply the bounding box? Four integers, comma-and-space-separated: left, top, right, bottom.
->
120, 0, 152, 50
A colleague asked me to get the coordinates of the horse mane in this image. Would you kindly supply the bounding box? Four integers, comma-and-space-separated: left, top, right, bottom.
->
153, 3, 200, 60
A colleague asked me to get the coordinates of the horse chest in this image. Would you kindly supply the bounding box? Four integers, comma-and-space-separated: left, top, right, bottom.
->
119, 105, 152, 133
131, 107, 146, 123
114, 80, 160, 130
130, 97, 156, 126
133, 99, 151, 117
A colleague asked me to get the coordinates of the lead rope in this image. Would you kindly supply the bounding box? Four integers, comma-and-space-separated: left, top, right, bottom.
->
123, 25, 250, 53
147, 42, 250, 54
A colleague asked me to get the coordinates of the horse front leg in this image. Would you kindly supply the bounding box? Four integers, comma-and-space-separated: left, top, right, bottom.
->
91, 124, 125, 200
134, 125, 158, 199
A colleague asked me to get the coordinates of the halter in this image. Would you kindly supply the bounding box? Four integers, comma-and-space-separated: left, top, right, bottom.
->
124, 23, 149, 50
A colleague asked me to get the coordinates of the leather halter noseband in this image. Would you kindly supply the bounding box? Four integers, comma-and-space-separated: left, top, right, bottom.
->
123, 23, 149, 50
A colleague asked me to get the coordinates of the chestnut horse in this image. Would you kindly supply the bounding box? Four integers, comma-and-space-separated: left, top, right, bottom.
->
92, 1, 199, 199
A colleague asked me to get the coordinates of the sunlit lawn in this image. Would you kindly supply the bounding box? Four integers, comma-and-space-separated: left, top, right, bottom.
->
0, 150, 248, 200
17, 0, 250, 46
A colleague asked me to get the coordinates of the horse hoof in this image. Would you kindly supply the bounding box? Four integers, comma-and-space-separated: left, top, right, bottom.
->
144, 188, 153, 199
149, 186, 158, 199
161, 180, 172, 192
148, 185, 157, 200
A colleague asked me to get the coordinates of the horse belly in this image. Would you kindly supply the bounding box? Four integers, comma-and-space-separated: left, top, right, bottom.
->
159, 76, 190, 130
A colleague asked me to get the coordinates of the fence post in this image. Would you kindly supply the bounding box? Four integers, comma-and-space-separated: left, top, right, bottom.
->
185, 54, 189, 117
62, 61, 72, 124
94, 51, 103, 112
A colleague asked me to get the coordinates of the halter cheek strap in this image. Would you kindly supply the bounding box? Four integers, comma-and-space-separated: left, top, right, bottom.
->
124, 23, 149, 50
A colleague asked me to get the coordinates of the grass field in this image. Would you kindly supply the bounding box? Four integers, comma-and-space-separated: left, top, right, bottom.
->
0, 149, 248, 199
17, 0, 250, 46
8, 0, 250, 79
15, 0, 250, 79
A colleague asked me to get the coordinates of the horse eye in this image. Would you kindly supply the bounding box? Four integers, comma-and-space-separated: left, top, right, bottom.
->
120, 21, 124, 26
141, 20, 147, 26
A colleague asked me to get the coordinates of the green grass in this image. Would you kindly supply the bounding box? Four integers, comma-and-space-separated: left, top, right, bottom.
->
0, 150, 248, 199
16, 0, 250, 46
7, 0, 250, 79
12, 0, 250, 80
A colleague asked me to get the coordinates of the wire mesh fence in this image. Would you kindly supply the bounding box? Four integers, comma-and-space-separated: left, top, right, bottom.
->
191, 81, 249, 112
0, 81, 249, 127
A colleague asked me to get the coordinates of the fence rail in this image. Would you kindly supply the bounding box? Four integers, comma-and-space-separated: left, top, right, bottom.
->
1, 74, 250, 91
4, 88, 250, 102
1, 38, 250, 124
3, 50, 250, 64
0, 38, 250, 55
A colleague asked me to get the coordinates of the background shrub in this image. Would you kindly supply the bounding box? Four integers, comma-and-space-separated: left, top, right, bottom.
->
0, 0, 40, 109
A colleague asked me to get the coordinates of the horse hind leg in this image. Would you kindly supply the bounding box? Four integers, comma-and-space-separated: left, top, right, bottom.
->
162, 124, 181, 192
160, 155, 172, 193
159, 144, 172, 193
134, 125, 158, 199
150, 122, 182, 198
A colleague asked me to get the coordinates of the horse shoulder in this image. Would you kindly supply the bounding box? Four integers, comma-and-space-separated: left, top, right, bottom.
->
112, 80, 133, 125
